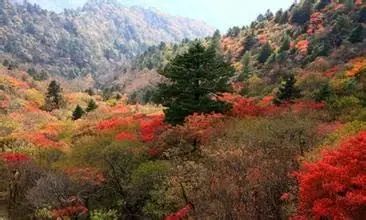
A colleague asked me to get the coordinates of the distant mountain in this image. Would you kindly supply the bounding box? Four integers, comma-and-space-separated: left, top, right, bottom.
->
0, 0, 214, 80
10, 0, 86, 12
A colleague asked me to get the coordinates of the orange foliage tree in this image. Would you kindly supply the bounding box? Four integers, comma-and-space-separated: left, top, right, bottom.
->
346, 57, 366, 77
296, 40, 309, 55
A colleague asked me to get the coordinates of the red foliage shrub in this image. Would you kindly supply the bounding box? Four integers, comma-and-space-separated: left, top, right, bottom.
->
231, 82, 245, 93
307, 12, 324, 35
219, 93, 265, 117
139, 114, 166, 143
110, 103, 130, 114
0, 95, 10, 109
220, 93, 324, 118
96, 117, 130, 131
115, 131, 137, 142
258, 34, 268, 45
290, 101, 325, 113
184, 113, 226, 145
323, 66, 339, 78
0, 152, 30, 166
316, 121, 343, 137
64, 167, 105, 187
280, 192, 290, 201
52, 197, 88, 218
295, 131, 366, 219
26, 132, 62, 148
165, 203, 194, 220
232, 97, 265, 117
296, 40, 309, 55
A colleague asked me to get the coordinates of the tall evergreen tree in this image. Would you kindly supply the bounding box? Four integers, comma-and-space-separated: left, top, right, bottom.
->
274, 9, 283, 23
279, 34, 291, 52
155, 42, 235, 125
210, 29, 222, 54
257, 43, 273, 64
44, 80, 64, 111
290, 0, 312, 25
86, 99, 98, 112
243, 33, 257, 52
274, 74, 299, 104
72, 105, 85, 120
238, 52, 251, 81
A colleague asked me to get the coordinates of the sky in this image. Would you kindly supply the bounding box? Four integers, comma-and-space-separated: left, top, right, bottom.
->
25, 0, 296, 32
122, 0, 295, 31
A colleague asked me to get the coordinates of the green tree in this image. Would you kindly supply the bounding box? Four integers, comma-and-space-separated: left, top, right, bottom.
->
290, 0, 312, 25
348, 25, 364, 43
274, 74, 299, 104
358, 7, 366, 23
257, 43, 273, 64
243, 34, 257, 52
72, 105, 85, 120
238, 52, 251, 81
315, 0, 331, 10
279, 11, 289, 24
44, 80, 64, 111
86, 99, 98, 112
156, 42, 234, 125
279, 34, 291, 52
2, 59, 9, 67
274, 9, 283, 23
210, 29, 222, 54
226, 26, 241, 37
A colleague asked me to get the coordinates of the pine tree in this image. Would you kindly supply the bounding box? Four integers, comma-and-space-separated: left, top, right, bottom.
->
279, 34, 291, 52
257, 43, 273, 64
265, 9, 274, 20
274, 74, 299, 104
348, 25, 364, 43
290, 0, 312, 25
238, 52, 251, 81
86, 99, 98, 112
210, 29, 222, 54
274, 9, 283, 23
44, 80, 64, 111
72, 105, 85, 120
155, 42, 234, 125
243, 34, 257, 52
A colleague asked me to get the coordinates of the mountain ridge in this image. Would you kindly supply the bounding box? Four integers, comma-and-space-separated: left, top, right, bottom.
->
1, 0, 214, 81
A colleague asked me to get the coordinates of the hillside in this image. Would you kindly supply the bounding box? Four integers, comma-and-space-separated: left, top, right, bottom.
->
128, 0, 366, 101
0, 0, 366, 219
0, 0, 213, 80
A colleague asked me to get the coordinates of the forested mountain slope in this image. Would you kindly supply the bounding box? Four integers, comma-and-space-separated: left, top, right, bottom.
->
129, 0, 366, 103
0, 0, 213, 80
0, 1, 366, 219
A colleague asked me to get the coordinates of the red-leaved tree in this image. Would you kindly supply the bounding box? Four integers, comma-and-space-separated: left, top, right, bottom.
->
295, 131, 366, 219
